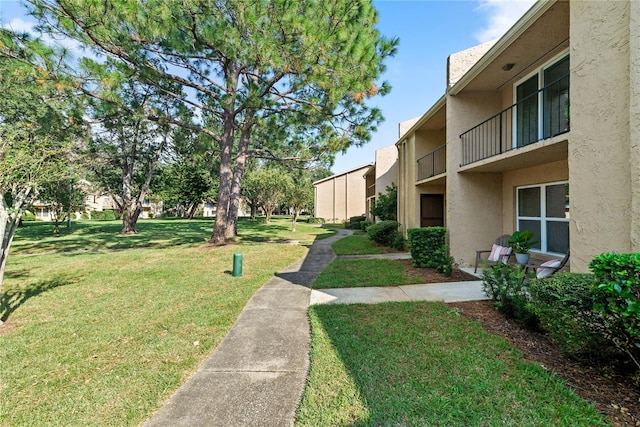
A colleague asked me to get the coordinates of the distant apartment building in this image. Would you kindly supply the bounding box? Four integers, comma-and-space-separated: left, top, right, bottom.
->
313, 164, 371, 223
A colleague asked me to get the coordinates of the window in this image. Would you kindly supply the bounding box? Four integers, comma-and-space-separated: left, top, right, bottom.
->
516, 182, 569, 254
515, 53, 569, 147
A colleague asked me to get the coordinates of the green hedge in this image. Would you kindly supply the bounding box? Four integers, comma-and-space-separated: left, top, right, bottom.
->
590, 252, 640, 366
529, 273, 609, 358
345, 215, 367, 229
367, 220, 403, 249
407, 227, 452, 276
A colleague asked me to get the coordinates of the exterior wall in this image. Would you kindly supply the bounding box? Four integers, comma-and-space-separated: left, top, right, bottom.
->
569, 0, 634, 270
313, 165, 370, 223
447, 40, 497, 88
399, 117, 421, 138
397, 136, 415, 234
375, 144, 398, 193
446, 92, 504, 264
631, 0, 640, 253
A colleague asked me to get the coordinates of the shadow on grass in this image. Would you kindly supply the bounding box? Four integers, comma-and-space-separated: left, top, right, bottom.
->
1, 275, 76, 322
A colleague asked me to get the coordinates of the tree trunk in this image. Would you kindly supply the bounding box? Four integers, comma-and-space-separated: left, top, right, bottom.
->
187, 202, 199, 220
226, 124, 252, 239
121, 202, 141, 234
265, 209, 272, 224
210, 118, 236, 245
291, 208, 299, 232
0, 187, 32, 294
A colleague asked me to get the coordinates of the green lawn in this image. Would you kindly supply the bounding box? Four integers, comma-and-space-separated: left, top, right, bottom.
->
0, 217, 327, 426
296, 302, 608, 426
312, 258, 423, 289
331, 235, 385, 256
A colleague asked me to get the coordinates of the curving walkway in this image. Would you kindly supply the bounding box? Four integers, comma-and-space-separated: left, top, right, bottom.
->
143, 228, 350, 427
143, 228, 485, 426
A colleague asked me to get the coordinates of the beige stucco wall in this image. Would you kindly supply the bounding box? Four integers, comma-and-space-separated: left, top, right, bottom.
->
631, 0, 640, 253
397, 137, 415, 234
399, 117, 421, 138
569, 0, 633, 271
314, 166, 370, 222
447, 40, 497, 88
446, 92, 504, 265
375, 144, 398, 193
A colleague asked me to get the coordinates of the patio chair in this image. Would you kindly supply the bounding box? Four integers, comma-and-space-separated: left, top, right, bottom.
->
525, 249, 570, 279
474, 234, 513, 273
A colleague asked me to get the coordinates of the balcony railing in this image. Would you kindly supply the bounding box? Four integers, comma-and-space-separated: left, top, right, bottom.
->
417, 144, 446, 181
460, 75, 569, 166
366, 183, 375, 198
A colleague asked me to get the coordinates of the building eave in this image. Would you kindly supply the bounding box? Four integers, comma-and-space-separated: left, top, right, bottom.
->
448, 0, 554, 96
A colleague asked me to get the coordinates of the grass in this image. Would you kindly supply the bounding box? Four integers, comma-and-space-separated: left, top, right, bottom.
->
296, 302, 608, 426
0, 217, 326, 426
331, 235, 385, 256
10, 216, 334, 255
312, 259, 423, 289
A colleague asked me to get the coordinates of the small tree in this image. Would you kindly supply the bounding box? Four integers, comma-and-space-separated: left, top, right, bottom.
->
38, 176, 86, 234
286, 171, 314, 232
0, 30, 85, 292
243, 168, 293, 223
370, 184, 397, 221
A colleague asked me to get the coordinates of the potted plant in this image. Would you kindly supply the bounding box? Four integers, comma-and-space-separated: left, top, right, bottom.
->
508, 230, 537, 264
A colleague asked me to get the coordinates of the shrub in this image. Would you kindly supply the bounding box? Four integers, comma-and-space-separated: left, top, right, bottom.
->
21, 212, 36, 221
529, 273, 610, 359
359, 220, 372, 231
367, 220, 400, 246
590, 252, 640, 368
308, 217, 325, 224
345, 215, 367, 229
370, 184, 397, 221
390, 232, 405, 251
407, 227, 453, 276
481, 263, 538, 329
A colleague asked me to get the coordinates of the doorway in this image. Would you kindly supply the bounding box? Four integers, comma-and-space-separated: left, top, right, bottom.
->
420, 194, 444, 227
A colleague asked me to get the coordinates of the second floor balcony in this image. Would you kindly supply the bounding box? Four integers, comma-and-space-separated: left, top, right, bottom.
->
417, 144, 446, 181
460, 74, 569, 167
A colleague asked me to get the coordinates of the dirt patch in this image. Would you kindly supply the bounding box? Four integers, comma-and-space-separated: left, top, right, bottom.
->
397, 259, 480, 283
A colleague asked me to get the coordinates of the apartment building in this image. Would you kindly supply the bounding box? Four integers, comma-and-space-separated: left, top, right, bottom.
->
396, 0, 639, 272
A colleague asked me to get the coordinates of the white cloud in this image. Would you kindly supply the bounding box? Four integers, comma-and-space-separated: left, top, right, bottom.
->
4, 17, 36, 33
3, 16, 86, 57
474, 0, 537, 43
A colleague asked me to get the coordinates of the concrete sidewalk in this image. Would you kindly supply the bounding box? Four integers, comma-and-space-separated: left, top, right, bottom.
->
143, 229, 486, 426
143, 228, 348, 427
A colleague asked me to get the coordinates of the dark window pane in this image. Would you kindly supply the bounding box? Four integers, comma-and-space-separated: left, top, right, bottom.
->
518, 187, 541, 217
546, 184, 568, 218
518, 219, 541, 250
547, 221, 569, 253
516, 75, 539, 147
543, 56, 570, 138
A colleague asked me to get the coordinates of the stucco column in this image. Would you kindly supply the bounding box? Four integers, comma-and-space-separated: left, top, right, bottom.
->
630, 0, 640, 252
569, 1, 632, 270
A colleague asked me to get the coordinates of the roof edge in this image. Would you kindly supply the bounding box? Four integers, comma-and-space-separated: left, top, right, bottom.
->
394, 95, 446, 146
448, 0, 554, 96
313, 163, 374, 185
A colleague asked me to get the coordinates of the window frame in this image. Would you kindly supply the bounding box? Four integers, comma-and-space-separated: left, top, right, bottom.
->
516, 181, 569, 256
512, 49, 570, 149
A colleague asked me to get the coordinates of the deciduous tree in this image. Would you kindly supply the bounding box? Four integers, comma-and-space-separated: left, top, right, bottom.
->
0, 29, 84, 292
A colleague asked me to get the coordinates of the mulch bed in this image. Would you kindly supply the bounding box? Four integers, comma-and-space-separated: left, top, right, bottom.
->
395, 260, 640, 426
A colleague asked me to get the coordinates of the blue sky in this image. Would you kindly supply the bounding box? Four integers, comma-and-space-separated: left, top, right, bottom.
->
0, 0, 536, 174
